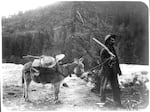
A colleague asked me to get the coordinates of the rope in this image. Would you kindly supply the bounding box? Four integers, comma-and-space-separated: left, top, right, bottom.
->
87, 57, 111, 72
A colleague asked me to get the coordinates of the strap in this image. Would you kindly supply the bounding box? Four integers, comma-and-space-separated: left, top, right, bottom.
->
87, 57, 111, 72
30, 67, 39, 73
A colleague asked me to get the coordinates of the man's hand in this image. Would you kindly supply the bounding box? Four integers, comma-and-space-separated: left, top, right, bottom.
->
110, 56, 116, 61
108, 57, 116, 67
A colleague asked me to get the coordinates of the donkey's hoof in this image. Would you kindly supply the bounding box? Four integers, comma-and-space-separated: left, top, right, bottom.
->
62, 83, 69, 87
25, 98, 30, 102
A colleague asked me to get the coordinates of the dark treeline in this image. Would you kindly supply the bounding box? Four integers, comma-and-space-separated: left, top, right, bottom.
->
2, 2, 148, 69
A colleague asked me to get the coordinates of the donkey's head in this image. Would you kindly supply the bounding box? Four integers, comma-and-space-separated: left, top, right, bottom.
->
72, 57, 85, 77
56, 57, 85, 77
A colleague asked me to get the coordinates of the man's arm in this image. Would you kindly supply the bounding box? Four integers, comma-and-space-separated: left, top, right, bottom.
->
100, 48, 110, 63
114, 54, 122, 75
116, 58, 122, 75
93, 38, 115, 57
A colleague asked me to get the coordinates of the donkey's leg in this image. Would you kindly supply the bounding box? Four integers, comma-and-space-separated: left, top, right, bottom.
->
23, 84, 25, 98
53, 82, 61, 103
24, 73, 31, 102
25, 79, 31, 102
22, 70, 25, 98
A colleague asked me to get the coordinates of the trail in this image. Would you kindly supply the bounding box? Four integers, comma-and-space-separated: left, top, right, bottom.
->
3, 74, 102, 111
2, 63, 149, 111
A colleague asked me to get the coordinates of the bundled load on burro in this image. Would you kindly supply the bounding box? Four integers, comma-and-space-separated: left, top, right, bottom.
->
31, 54, 65, 68
23, 54, 65, 76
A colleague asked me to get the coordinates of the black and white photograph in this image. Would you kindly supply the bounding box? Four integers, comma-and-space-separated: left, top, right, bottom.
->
1, 0, 149, 111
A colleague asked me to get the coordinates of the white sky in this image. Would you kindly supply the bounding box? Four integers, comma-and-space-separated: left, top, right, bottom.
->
0, 0, 149, 17
0, 0, 59, 17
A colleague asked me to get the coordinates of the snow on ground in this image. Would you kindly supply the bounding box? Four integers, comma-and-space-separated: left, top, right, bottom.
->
1, 63, 149, 90
1, 63, 149, 82
120, 64, 149, 74
119, 64, 149, 89
120, 64, 149, 79
1, 63, 24, 86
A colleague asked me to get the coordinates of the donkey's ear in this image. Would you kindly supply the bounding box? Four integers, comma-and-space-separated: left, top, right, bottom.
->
79, 57, 84, 62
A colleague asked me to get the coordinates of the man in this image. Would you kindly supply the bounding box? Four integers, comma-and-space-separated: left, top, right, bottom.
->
99, 34, 123, 108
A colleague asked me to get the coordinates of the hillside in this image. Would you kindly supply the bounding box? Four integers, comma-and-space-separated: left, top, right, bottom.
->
2, 1, 148, 67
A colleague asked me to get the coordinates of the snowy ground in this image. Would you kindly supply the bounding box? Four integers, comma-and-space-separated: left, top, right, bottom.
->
1, 63, 149, 111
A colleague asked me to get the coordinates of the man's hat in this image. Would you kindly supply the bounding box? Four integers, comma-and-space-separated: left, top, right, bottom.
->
105, 34, 116, 42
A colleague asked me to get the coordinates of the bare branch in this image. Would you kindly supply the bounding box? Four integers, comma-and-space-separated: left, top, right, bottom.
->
76, 10, 84, 25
